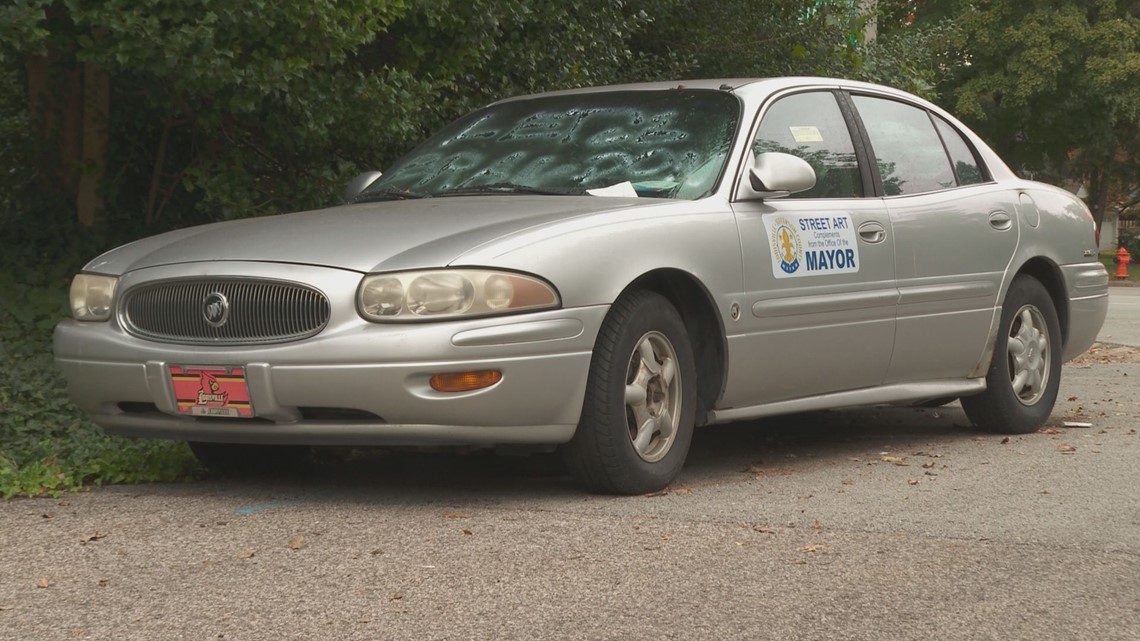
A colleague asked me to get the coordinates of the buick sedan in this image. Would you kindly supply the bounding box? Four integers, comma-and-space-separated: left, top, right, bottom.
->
54, 78, 1110, 494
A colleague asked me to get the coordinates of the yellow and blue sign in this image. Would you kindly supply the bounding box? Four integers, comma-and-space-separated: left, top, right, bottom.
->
763, 213, 859, 279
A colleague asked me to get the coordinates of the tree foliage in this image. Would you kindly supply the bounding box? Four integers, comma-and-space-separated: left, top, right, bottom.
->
1, 0, 672, 232
910, 0, 1140, 228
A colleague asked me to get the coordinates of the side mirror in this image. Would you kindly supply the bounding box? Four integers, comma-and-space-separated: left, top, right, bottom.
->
737, 152, 816, 200
343, 171, 383, 203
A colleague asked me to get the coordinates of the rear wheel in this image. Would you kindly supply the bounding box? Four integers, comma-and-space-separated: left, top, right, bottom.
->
562, 290, 697, 494
961, 276, 1062, 434
188, 442, 310, 476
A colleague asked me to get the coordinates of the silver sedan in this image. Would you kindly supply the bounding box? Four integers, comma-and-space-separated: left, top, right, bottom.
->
54, 78, 1110, 494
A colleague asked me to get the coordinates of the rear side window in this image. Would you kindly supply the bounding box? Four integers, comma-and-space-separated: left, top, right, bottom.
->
753, 91, 862, 199
933, 115, 986, 186
852, 95, 955, 196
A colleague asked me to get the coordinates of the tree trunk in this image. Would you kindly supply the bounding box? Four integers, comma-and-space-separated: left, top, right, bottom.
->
24, 47, 110, 227
1086, 166, 1109, 233
77, 61, 110, 227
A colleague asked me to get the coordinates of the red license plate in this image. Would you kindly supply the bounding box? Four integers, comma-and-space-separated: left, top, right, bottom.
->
170, 366, 254, 418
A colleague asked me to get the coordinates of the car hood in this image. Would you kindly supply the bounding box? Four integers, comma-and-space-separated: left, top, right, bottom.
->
85, 196, 658, 275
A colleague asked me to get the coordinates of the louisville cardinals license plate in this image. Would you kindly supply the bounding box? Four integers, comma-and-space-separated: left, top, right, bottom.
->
170, 366, 254, 417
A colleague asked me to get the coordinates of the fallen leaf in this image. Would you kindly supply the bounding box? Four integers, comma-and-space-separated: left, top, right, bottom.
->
97, 579, 108, 588
37, 577, 50, 589
880, 455, 908, 465
1057, 444, 1077, 453
41, 513, 52, 520
1040, 428, 1061, 435
287, 534, 305, 550
442, 513, 467, 519
913, 451, 942, 458
80, 531, 107, 544
670, 486, 692, 495
921, 461, 936, 469
369, 549, 383, 556
461, 529, 473, 536
239, 550, 256, 560
1000, 437, 1010, 444
799, 544, 827, 553
58, 500, 70, 507
660, 534, 672, 541
1067, 396, 1078, 402
841, 479, 854, 485
907, 479, 920, 485
388, 592, 403, 601
751, 525, 775, 534
812, 519, 821, 530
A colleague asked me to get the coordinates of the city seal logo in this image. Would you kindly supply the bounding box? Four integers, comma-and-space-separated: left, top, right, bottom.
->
202, 292, 230, 328
770, 217, 802, 275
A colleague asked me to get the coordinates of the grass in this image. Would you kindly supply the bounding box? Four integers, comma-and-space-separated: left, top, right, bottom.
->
1099, 251, 1139, 282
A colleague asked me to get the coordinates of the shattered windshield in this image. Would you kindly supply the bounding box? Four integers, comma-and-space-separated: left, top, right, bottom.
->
360, 89, 741, 201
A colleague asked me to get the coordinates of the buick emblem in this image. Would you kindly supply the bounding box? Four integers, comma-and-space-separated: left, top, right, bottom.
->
203, 292, 230, 328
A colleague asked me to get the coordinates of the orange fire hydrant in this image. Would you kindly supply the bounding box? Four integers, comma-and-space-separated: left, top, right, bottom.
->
1116, 245, 1131, 279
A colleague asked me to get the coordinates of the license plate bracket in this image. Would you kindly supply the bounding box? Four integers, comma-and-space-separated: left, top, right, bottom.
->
170, 365, 254, 418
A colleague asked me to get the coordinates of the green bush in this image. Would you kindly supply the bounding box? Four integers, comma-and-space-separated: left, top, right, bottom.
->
0, 213, 199, 498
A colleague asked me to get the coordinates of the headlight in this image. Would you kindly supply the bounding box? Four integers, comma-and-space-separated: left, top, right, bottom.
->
69, 273, 118, 321
357, 270, 559, 322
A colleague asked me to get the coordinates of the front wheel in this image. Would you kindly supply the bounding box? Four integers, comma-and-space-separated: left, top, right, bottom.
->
562, 290, 697, 494
961, 276, 1062, 434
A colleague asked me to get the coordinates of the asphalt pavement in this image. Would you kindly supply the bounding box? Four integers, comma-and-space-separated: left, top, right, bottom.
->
1, 290, 1138, 641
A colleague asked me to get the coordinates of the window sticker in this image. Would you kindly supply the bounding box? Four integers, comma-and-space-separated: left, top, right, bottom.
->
789, 126, 824, 143
763, 213, 859, 278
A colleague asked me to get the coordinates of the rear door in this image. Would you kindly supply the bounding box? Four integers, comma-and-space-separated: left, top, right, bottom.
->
848, 93, 1019, 383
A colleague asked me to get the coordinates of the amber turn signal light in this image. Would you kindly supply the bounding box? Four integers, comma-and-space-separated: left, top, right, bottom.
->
429, 370, 503, 393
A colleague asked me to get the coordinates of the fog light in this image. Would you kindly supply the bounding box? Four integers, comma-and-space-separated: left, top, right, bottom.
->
430, 370, 503, 393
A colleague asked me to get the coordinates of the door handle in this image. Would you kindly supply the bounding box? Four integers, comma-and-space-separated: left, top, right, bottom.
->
858, 221, 886, 244
989, 211, 1012, 231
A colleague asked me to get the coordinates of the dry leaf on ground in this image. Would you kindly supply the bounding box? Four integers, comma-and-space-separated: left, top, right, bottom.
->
287, 534, 305, 550
1057, 444, 1077, 453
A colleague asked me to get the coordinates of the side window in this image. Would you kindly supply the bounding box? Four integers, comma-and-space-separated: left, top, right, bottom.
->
852, 95, 955, 196
933, 115, 986, 186
753, 92, 862, 198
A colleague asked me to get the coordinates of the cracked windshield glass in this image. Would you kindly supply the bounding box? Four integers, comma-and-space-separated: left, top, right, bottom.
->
360, 89, 741, 201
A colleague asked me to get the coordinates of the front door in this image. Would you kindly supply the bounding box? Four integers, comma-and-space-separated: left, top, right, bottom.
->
724, 90, 897, 408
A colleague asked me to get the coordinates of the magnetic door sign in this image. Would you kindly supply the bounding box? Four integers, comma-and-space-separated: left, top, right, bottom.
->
170, 366, 254, 417
763, 213, 859, 279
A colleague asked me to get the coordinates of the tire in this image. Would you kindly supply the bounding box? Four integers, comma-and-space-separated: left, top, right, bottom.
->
961, 276, 1062, 434
562, 290, 697, 494
188, 442, 310, 476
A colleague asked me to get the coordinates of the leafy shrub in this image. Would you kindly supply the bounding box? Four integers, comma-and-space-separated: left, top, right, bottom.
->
0, 212, 199, 498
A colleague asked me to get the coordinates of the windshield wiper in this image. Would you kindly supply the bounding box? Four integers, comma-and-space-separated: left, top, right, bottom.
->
436, 182, 574, 197
352, 188, 432, 203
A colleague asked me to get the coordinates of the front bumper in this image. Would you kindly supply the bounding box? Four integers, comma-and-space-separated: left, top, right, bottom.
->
54, 268, 608, 446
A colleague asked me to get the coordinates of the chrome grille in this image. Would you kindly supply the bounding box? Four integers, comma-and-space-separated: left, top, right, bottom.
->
122, 279, 330, 345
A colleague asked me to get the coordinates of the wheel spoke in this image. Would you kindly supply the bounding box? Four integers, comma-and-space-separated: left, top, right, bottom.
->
1019, 308, 1035, 333
637, 338, 661, 376
1028, 368, 1043, 394
1007, 335, 1027, 357
632, 418, 656, 452
660, 356, 676, 386
656, 409, 675, 439
1011, 368, 1030, 393
625, 382, 647, 406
